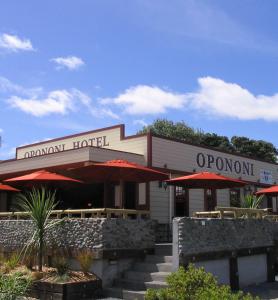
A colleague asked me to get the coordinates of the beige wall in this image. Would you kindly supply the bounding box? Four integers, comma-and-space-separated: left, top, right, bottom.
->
149, 181, 169, 223
152, 136, 278, 184
189, 189, 204, 217
151, 136, 277, 223
16, 126, 148, 160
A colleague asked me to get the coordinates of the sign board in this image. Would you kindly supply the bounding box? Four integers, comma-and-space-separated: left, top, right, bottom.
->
196, 152, 255, 177
260, 169, 273, 184
15, 127, 122, 159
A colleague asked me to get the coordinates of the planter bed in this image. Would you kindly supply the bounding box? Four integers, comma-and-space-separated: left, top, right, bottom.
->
30, 277, 102, 300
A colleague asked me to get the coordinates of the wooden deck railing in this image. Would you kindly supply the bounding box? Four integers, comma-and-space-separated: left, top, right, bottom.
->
0, 208, 150, 220
194, 207, 270, 219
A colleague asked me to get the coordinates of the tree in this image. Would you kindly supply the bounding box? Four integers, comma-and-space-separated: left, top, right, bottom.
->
138, 119, 278, 163
200, 133, 234, 152
138, 119, 202, 144
18, 187, 61, 272
232, 136, 278, 163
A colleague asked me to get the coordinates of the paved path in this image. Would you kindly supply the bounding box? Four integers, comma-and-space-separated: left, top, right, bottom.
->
243, 282, 278, 299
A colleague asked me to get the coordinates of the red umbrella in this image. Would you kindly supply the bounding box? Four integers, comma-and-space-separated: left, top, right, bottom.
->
165, 171, 246, 189
256, 186, 278, 197
71, 160, 169, 183
4, 170, 82, 185
0, 183, 20, 192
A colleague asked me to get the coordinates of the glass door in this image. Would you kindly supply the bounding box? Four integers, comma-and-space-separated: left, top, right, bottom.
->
174, 186, 189, 217
204, 189, 217, 211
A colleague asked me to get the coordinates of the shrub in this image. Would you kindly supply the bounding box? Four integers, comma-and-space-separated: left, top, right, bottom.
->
76, 250, 94, 274
145, 265, 259, 300
3, 253, 20, 274
52, 256, 69, 276
21, 250, 35, 270
241, 194, 263, 209
0, 272, 32, 300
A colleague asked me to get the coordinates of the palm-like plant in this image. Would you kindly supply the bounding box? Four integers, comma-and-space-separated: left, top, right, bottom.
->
18, 187, 61, 272
241, 194, 264, 209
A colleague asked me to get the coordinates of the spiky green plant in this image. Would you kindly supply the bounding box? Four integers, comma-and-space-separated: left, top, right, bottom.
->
241, 194, 264, 209
18, 187, 62, 272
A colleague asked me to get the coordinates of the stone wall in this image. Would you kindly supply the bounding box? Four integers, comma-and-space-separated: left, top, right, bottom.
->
0, 218, 155, 255
172, 217, 277, 288
175, 218, 274, 257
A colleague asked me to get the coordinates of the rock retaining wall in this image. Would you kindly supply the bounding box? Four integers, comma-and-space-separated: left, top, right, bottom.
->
172, 217, 278, 289
0, 218, 155, 255
175, 218, 275, 257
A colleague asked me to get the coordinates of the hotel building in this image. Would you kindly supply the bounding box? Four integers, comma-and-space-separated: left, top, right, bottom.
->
0, 124, 277, 239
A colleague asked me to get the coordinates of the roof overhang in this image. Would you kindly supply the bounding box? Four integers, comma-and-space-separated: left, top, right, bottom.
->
0, 146, 145, 180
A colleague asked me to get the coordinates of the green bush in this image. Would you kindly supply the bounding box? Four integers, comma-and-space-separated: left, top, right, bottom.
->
52, 256, 69, 276
145, 265, 259, 300
3, 253, 20, 273
76, 250, 94, 274
0, 272, 32, 300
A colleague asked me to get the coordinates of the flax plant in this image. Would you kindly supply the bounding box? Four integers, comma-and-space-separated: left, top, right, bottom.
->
241, 194, 264, 209
18, 187, 62, 272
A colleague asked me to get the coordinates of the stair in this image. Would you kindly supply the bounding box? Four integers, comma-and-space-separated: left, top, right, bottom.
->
103, 244, 172, 300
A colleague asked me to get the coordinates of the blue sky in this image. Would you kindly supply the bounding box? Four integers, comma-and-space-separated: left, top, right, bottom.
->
1, 0, 278, 159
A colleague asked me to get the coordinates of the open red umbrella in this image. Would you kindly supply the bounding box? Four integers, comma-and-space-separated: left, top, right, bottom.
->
0, 183, 20, 192
70, 160, 168, 209
4, 170, 82, 185
71, 160, 169, 183
165, 171, 246, 189
256, 186, 278, 197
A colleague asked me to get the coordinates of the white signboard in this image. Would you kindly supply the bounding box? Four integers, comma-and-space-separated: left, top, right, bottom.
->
260, 169, 273, 184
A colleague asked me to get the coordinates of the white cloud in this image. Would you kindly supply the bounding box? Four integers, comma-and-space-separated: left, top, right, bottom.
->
188, 77, 278, 121
100, 77, 278, 121
133, 119, 148, 127
2, 77, 119, 119
101, 85, 186, 115
0, 76, 41, 97
100, 108, 120, 120
51, 56, 85, 70
0, 33, 34, 52
8, 89, 87, 117
0, 128, 3, 133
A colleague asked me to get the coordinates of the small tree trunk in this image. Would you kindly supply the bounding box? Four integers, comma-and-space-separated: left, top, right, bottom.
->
38, 233, 43, 272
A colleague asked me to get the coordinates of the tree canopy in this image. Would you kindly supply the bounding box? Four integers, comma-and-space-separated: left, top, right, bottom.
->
138, 119, 278, 163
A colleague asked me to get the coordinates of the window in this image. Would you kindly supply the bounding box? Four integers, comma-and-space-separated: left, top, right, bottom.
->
230, 189, 241, 207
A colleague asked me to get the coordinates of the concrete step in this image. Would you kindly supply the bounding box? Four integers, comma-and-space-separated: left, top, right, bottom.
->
132, 262, 172, 273
102, 287, 123, 298
124, 271, 170, 282
145, 255, 172, 263
145, 280, 168, 290
114, 278, 168, 292
114, 278, 145, 290
103, 287, 145, 300
155, 243, 172, 256
122, 289, 146, 300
